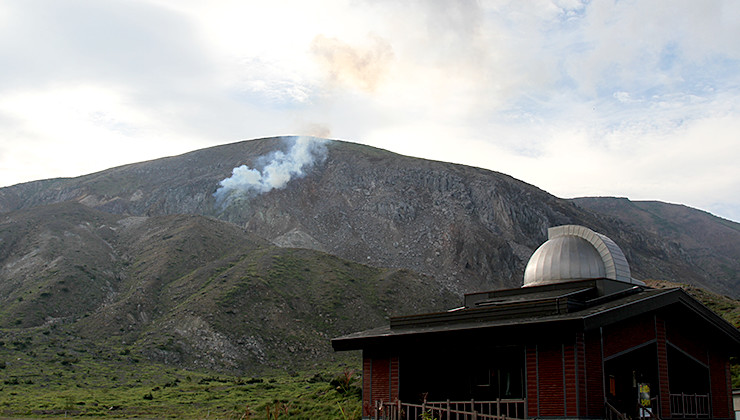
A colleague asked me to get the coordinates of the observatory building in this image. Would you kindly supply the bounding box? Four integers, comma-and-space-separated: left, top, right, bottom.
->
333, 225, 740, 420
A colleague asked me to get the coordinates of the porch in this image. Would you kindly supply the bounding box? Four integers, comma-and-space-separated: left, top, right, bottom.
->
374, 398, 527, 420
669, 393, 710, 418
606, 393, 710, 420
373, 394, 710, 420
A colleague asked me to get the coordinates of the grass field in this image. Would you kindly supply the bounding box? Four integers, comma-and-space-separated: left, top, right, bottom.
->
0, 327, 362, 419
0, 364, 361, 419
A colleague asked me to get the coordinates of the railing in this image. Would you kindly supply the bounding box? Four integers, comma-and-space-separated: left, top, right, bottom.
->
374, 398, 526, 420
605, 401, 628, 420
669, 393, 709, 418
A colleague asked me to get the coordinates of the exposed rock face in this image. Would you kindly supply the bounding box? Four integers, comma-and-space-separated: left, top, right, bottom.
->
0, 202, 456, 373
0, 137, 737, 297
571, 197, 740, 297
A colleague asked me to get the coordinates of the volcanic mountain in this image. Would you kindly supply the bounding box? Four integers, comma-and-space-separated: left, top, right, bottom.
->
1, 137, 738, 299
1, 136, 739, 373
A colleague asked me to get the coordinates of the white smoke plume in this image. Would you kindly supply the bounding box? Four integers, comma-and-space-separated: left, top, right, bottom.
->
213, 136, 328, 207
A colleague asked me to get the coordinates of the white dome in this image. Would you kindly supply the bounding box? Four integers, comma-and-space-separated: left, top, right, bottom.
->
523, 225, 633, 287
523, 236, 606, 286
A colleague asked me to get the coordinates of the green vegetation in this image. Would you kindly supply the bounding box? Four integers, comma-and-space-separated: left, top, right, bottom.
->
646, 279, 740, 328
0, 369, 361, 419
0, 327, 361, 419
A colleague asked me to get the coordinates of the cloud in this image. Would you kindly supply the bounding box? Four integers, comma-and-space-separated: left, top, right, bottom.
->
295, 123, 332, 139
0, 0, 738, 222
0, 0, 211, 93
310, 34, 394, 92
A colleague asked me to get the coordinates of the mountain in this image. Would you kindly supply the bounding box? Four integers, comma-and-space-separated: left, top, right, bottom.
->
0, 201, 457, 373
0, 137, 737, 299
1, 136, 739, 375
572, 197, 740, 292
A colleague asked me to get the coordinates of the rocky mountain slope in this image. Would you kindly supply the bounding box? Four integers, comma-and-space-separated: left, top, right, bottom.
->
1, 136, 739, 375
572, 197, 740, 290
0, 202, 457, 373
1, 137, 737, 298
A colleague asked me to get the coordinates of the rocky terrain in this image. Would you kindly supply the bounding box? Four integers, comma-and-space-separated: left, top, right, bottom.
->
0, 136, 738, 374
572, 197, 740, 291
1, 137, 737, 297
0, 201, 456, 373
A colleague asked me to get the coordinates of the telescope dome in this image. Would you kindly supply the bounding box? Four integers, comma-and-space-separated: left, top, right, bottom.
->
523, 225, 634, 287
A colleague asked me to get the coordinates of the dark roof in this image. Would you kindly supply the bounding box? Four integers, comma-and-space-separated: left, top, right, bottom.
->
332, 280, 740, 352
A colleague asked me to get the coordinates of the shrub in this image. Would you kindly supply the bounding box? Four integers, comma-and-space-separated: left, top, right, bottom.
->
331, 368, 360, 396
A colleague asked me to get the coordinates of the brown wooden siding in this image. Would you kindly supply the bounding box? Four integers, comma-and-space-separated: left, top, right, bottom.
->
371, 357, 390, 403
363, 356, 373, 417
656, 316, 671, 419
564, 342, 578, 417
362, 354, 400, 418
576, 332, 587, 417
665, 317, 709, 365
585, 330, 604, 417
538, 342, 565, 416
603, 313, 655, 357
390, 356, 400, 402
526, 345, 539, 418
709, 351, 732, 419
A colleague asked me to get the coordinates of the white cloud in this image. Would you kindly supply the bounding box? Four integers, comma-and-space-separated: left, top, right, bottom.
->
0, 0, 738, 222
0, 85, 206, 185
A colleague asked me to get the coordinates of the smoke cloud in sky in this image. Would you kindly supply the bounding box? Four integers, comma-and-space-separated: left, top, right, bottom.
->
310, 34, 394, 92
0, 1, 739, 221
213, 136, 328, 206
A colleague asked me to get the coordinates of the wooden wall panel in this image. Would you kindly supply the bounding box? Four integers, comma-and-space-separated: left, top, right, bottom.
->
665, 317, 709, 365
576, 333, 587, 417
538, 342, 565, 416
370, 357, 390, 416
390, 356, 400, 402
709, 351, 732, 419
584, 330, 604, 417
362, 356, 372, 417
603, 314, 655, 358
656, 317, 671, 419
526, 345, 539, 418
564, 342, 578, 417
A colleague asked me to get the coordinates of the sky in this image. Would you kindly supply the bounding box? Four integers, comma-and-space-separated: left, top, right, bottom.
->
0, 1, 739, 222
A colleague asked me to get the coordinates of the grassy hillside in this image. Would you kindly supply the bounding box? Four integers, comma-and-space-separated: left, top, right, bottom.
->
2, 279, 737, 418
646, 279, 740, 328
0, 325, 362, 418
0, 202, 458, 377
1, 280, 738, 418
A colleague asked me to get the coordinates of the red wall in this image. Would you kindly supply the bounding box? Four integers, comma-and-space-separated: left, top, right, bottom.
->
575, 333, 588, 417
526, 345, 538, 418
584, 330, 604, 417
656, 317, 671, 419
563, 342, 578, 417
362, 357, 372, 417
527, 332, 607, 419
362, 354, 399, 417
362, 310, 735, 420
709, 352, 732, 419
666, 316, 709, 365
536, 342, 566, 416
602, 314, 655, 358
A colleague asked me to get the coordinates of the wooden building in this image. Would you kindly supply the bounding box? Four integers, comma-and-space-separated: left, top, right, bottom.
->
333, 225, 740, 420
